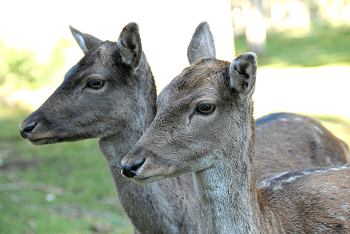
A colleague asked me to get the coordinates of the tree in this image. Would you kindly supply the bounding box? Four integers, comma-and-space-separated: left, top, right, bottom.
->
246, 0, 266, 55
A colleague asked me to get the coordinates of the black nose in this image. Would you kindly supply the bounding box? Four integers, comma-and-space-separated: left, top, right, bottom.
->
121, 159, 145, 178
19, 122, 37, 139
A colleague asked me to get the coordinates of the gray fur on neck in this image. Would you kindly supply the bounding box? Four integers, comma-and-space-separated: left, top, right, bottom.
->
192, 102, 262, 234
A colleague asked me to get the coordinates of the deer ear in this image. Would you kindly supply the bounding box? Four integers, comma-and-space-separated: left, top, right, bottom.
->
117, 22, 142, 69
187, 22, 216, 66
229, 52, 257, 103
69, 25, 103, 54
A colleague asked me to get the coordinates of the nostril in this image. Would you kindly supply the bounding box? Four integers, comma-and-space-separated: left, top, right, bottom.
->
121, 159, 145, 178
19, 122, 37, 139
130, 159, 145, 171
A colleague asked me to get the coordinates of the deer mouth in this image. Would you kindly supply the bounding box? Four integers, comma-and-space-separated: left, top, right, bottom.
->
19, 121, 56, 145
28, 136, 63, 145
130, 169, 190, 184
121, 158, 161, 183
33, 136, 88, 145
22, 124, 89, 145
130, 175, 159, 184
28, 133, 85, 145
131, 172, 178, 184
121, 159, 182, 184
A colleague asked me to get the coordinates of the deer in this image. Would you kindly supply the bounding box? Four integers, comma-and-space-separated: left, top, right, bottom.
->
121, 22, 350, 234
19, 23, 198, 234
19, 23, 348, 234
254, 112, 349, 176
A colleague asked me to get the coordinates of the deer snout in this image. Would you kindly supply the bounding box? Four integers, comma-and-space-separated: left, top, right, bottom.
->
121, 159, 145, 178
121, 145, 150, 178
19, 122, 37, 139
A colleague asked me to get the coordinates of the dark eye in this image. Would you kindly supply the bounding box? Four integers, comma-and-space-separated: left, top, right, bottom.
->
195, 103, 216, 115
87, 79, 105, 89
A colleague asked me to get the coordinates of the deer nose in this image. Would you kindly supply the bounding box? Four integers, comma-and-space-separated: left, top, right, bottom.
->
121, 159, 145, 178
19, 122, 37, 139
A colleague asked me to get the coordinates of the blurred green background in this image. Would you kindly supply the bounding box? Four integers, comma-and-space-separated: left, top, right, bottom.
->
1, 0, 350, 233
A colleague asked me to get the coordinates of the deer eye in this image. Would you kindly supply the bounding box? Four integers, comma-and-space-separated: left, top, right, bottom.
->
87, 79, 105, 89
195, 103, 216, 115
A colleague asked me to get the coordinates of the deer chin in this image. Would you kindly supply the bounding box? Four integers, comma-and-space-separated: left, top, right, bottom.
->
28, 135, 85, 145
130, 171, 183, 184
130, 175, 162, 184
28, 137, 62, 145
125, 165, 170, 184
128, 163, 193, 184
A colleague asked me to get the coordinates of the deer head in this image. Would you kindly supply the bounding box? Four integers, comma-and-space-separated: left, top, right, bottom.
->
19, 23, 156, 145
121, 22, 257, 182
121, 22, 350, 234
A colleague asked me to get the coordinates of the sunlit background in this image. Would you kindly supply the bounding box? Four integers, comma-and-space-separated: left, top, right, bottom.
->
1, 0, 350, 233
1, 0, 350, 118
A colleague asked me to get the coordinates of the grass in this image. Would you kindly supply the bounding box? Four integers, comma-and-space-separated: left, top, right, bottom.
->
235, 23, 350, 68
0, 107, 133, 234
2, 110, 350, 234
310, 114, 350, 148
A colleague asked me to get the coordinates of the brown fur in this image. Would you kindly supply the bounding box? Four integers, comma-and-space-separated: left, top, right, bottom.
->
255, 112, 349, 178
19, 23, 198, 234
122, 22, 350, 233
20, 22, 349, 233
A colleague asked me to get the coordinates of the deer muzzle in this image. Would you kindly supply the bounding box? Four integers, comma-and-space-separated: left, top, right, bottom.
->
19, 122, 37, 139
121, 159, 145, 178
121, 145, 148, 178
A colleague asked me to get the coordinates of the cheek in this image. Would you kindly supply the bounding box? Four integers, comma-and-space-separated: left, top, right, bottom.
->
180, 152, 218, 173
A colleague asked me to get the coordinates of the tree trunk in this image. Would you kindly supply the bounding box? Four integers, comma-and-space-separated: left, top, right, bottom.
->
246, 0, 266, 55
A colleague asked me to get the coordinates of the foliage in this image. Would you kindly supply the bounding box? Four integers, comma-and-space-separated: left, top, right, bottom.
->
0, 38, 70, 92
235, 22, 350, 68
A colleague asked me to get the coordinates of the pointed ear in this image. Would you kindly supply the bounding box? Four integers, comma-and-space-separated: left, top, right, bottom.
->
69, 25, 103, 54
117, 22, 142, 69
187, 22, 216, 65
229, 52, 257, 103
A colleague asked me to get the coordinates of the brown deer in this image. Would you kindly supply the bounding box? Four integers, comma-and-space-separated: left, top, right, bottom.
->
254, 112, 349, 176
19, 23, 198, 234
19, 23, 348, 233
122, 22, 350, 233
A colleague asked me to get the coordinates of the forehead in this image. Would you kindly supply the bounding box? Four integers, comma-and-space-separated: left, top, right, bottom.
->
64, 42, 119, 82
158, 59, 230, 108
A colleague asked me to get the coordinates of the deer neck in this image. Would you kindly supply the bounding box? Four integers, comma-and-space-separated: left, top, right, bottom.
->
193, 106, 264, 234
96, 58, 191, 233
97, 54, 157, 193
98, 53, 156, 166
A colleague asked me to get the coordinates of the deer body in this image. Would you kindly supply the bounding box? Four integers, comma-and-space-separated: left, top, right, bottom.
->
255, 112, 349, 176
19, 23, 198, 234
20, 23, 348, 233
258, 164, 350, 233
122, 22, 350, 233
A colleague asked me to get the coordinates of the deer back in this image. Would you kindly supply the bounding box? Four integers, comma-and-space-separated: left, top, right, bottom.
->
258, 163, 350, 233
255, 112, 349, 178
